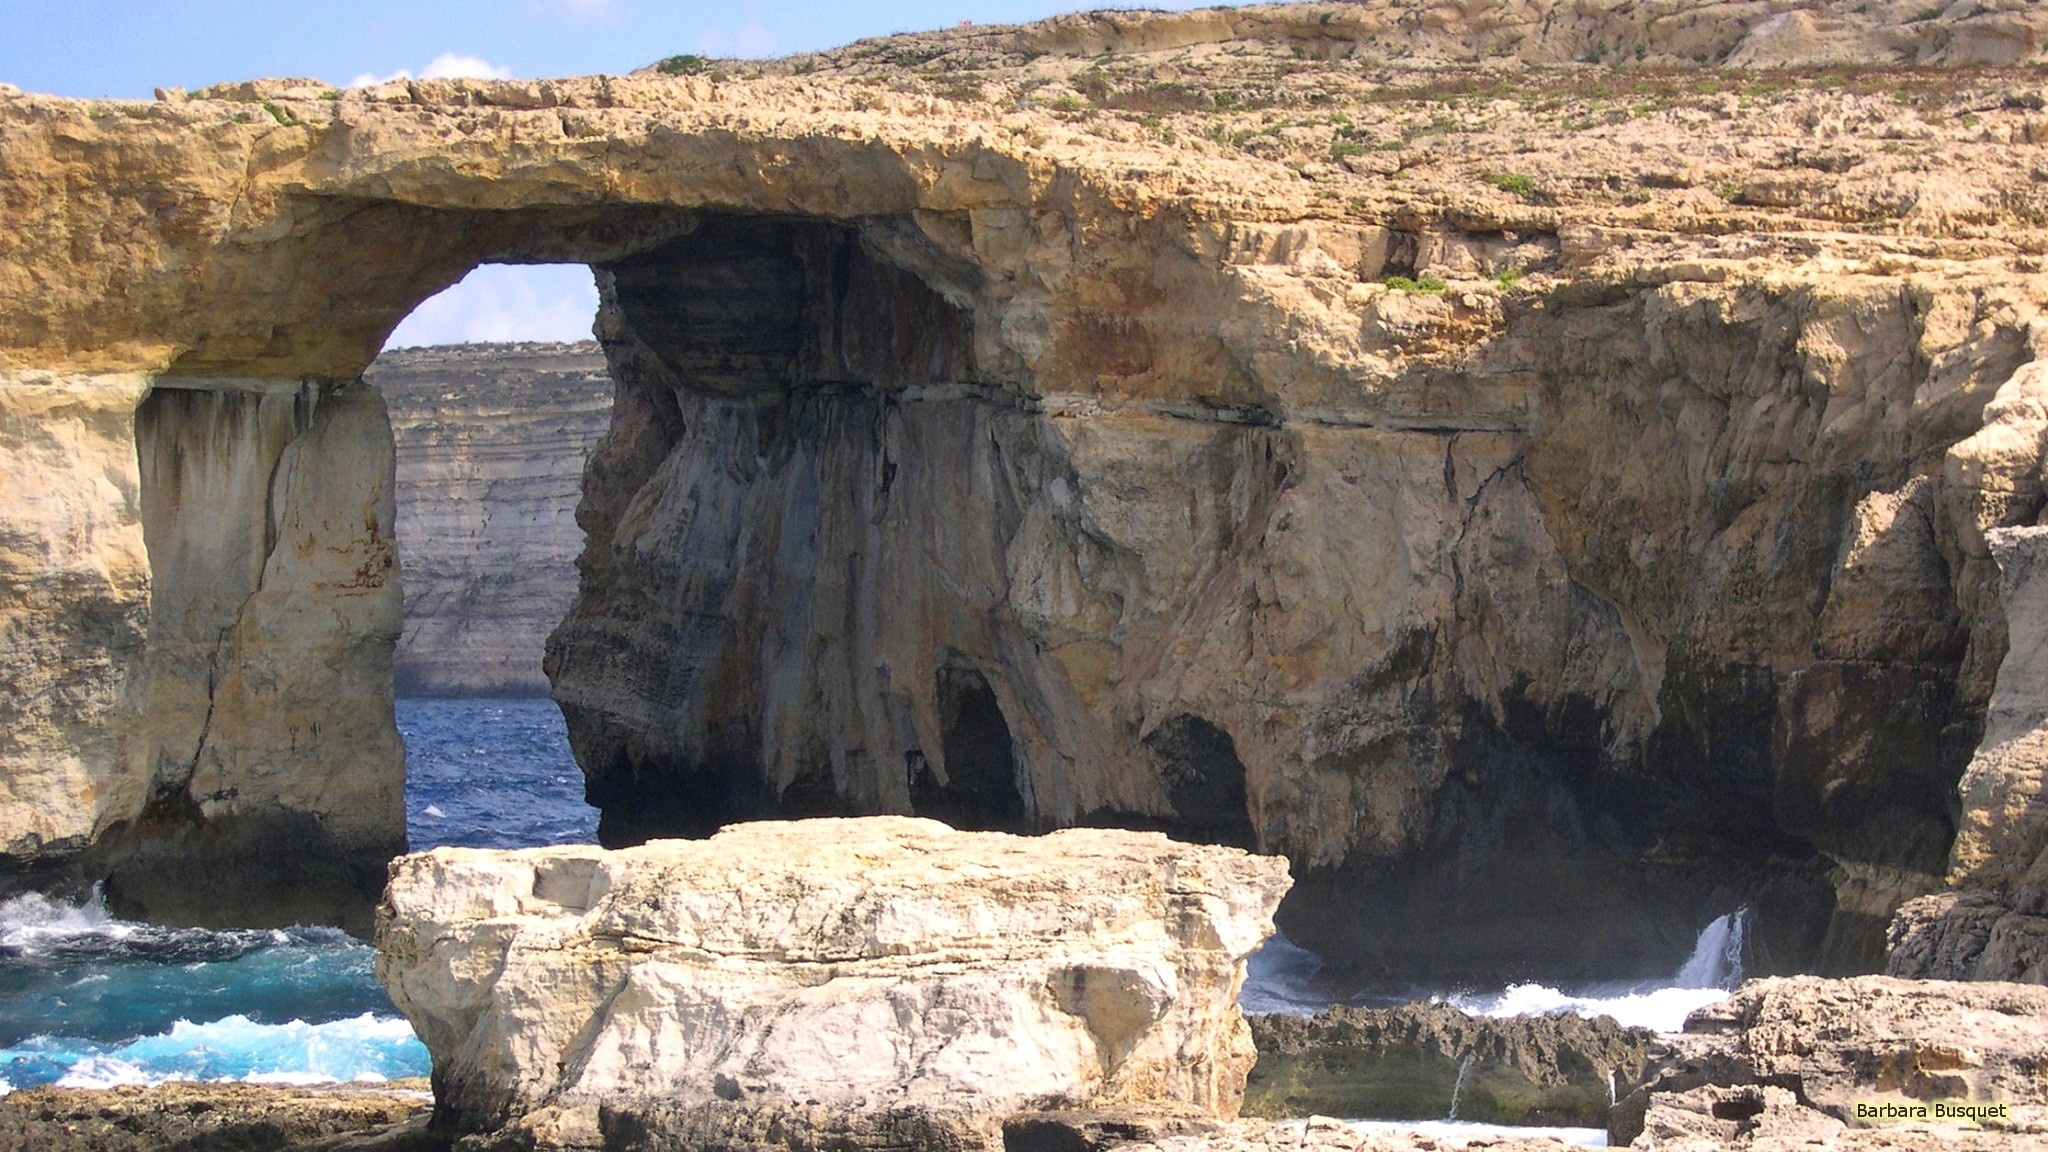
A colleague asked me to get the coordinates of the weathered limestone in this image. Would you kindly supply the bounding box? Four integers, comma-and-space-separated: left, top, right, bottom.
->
0, 372, 149, 879
368, 342, 611, 698
375, 818, 1290, 1146
1613, 975, 2048, 1146
3, 1, 2048, 970
91, 378, 403, 933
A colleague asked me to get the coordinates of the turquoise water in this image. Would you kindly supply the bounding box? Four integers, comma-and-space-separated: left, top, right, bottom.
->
0, 698, 596, 1094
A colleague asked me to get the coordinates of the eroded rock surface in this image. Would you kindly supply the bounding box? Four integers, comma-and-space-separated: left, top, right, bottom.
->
2, 1, 2048, 968
375, 817, 1290, 1146
1011, 1114, 1589, 1152
367, 342, 611, 698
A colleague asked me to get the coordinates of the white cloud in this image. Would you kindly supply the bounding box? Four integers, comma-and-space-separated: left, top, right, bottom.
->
531, 0, 617, 20
421, 53, 515, 80
348, 53, 514, 89
695, 24, 780, 58
385, 264, 599, 349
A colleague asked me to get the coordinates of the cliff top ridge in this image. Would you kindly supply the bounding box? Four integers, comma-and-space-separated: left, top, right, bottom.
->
6, 0, 2048, 376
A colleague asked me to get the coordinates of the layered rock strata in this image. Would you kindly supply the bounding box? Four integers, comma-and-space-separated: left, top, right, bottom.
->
367, 342, 611, 698
374, 818, 1290, 1147
0, 0, 2046, 973
1244, 1004, 1651, 1127
1612, 975, 2048, 1145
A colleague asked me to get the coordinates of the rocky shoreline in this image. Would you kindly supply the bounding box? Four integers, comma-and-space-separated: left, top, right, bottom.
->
0, 1081, 437, 1151
5, 0, 2048, 1149
7, 970, 2043, 1150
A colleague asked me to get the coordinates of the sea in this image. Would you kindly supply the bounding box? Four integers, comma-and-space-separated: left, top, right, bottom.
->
0, 698, 1749, 1146
0, 699, 592, 1096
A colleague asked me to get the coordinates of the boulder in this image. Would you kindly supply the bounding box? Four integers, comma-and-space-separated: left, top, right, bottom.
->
374, 817, 1291, 1148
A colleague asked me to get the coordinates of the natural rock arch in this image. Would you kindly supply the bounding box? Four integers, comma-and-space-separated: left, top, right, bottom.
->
2, 48, 2046, 980
5, 103, 1279, 930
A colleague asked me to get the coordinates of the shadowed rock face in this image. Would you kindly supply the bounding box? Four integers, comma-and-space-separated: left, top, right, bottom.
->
2, 1, 2047, 979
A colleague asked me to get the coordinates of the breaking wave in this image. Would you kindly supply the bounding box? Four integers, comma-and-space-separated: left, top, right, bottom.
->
0, 889, 428, 1094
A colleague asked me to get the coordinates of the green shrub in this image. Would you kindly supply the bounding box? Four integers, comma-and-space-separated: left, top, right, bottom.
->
1493, 267, 1524, 290
1487, 172, 1537, 201
1385, 274, 1449, 294
654, 54, 709, 76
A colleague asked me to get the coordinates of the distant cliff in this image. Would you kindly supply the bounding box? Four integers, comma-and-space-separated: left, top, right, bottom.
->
366, 343, 610, 698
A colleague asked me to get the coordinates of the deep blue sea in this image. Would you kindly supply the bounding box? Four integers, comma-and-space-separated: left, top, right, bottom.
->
0, 698, 596, 1094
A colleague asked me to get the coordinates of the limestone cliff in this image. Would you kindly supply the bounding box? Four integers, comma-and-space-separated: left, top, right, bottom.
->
0, 0, 2045, 977
367, 342, 610, 698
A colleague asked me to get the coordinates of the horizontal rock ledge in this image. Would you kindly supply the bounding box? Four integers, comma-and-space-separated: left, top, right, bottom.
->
374, 816, 1292, 1148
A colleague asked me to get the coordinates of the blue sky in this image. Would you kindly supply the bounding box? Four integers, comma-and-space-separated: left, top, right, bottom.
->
2, 0, 1210, 347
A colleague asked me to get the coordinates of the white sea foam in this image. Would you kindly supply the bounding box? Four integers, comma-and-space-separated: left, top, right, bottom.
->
1445, 907, 1751, 1033
1238, 933, 1329, 1015
0, 887, 127, 948
1446, 982, 1733, 1034
27, 1013, 428, 1090
1242, 909, 1755, 1034
53, 1055, 157, 1090
1672, 908, 1747, 990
